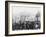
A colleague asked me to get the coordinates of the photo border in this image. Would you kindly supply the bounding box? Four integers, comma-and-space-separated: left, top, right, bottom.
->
5, 1, 45, 36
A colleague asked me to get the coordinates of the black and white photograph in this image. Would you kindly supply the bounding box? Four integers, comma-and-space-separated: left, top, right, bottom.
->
5, 1, 45, 36
12, 6, 41, 30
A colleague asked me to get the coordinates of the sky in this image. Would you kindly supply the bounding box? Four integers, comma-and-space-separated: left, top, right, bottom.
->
12, 6, 41, 17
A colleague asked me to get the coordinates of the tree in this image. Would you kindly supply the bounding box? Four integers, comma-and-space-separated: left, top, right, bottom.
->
36, 11, 40, 22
